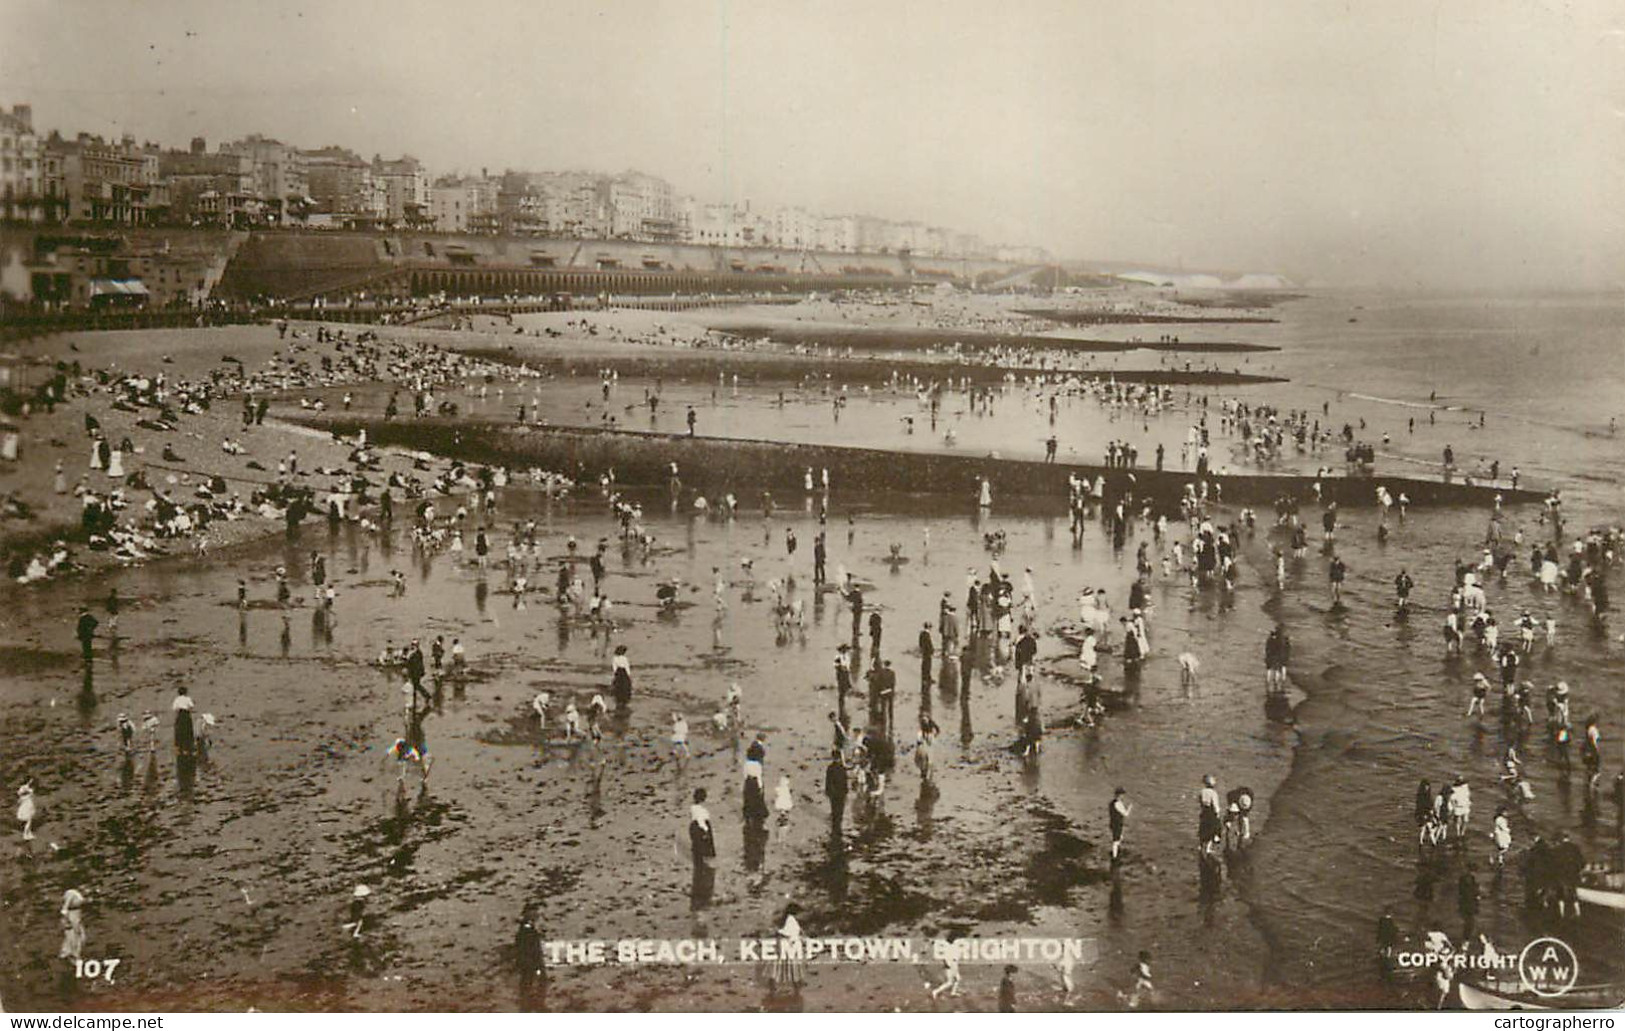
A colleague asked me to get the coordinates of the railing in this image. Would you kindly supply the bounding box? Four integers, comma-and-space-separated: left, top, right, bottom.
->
0, 306, 260, 343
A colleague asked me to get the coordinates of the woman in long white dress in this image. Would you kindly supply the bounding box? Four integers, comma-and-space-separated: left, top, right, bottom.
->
16, 781, 36, 841
772, 904, 806, 994
1079, 628, 1099, 677
59, 888, 85, 960
1083, 590, 1112, 647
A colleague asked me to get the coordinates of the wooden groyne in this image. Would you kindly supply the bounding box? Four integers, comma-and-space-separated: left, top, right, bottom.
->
710, 324, 1281, 354
290, 416, 1536, 509
1018, 308, 1279, 326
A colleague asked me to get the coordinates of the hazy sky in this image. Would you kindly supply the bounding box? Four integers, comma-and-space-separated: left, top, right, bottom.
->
3, 0, 1621, 288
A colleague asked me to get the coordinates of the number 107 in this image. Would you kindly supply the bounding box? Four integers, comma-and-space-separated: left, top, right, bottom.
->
74, 958, 120, 982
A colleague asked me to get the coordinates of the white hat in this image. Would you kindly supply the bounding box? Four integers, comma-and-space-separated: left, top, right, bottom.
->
353, 885, 371, 899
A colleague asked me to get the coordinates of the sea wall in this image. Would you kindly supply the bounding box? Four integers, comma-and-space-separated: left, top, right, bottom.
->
291, 416, 1534, 509
212, 230, 1053, 301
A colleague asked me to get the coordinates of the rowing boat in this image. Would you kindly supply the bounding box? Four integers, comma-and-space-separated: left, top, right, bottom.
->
1578, 867, 1625, 911
1458, 979, 1625, 1011
1576, 884, 1625, 911
1457, 980, 1547, 1010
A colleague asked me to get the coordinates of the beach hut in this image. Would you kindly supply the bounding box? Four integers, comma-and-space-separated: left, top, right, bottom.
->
87, 278, 150, 310
0, 352, 27, 391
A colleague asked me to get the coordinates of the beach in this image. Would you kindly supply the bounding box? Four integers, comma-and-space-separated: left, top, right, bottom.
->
1, 288, 1621, 1012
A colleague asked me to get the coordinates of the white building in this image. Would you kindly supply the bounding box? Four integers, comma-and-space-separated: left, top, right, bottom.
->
604, 171, 676, 240
815, 214, 858, 254
373, 155, 430, 226
220, 134, 308, 219
522, 171, 604, 237
768, 205, 818, 249
0, 103, 45, 222
429, 179, 482, 233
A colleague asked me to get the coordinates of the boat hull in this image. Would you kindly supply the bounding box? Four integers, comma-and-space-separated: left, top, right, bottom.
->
1457, 980, 1547, 1011
1459, 979, 1625, 1011
1577, 885, 1625, 911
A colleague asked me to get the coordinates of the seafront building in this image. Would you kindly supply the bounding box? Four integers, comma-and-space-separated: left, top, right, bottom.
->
0, 97, 1037, 263
159, 139, 261, 228
372, 155, 431, 228
0, 96, 1057, 313
218, 134, 309, 224
0, 104, 50, 223
300, 146, 385, 227
38, 132, 169, 227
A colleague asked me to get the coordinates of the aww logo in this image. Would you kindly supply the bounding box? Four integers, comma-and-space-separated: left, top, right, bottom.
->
1518, 937, 1579, 998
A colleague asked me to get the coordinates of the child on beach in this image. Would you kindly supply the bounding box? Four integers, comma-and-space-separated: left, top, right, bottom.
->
929, 943, 963, 1000
773, 774, 793, 837
1466, 673, 1489, 718
587, 695, 607, 746
671, 713, 690, 760
16, 781, 36, 841
1127, 951, 1154, 1009
1492, 806, 1512, 867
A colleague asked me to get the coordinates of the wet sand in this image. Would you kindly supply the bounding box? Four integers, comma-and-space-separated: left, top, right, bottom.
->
5, 474, 1618, 1012
1, 489, 1292, 1011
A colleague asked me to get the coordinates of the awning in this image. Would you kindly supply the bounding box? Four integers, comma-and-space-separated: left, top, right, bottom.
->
89, 279, 150, 297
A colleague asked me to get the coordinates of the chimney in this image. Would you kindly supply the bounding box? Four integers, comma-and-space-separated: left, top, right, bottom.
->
11, 104, 31, 130
190, 136, 206, 155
